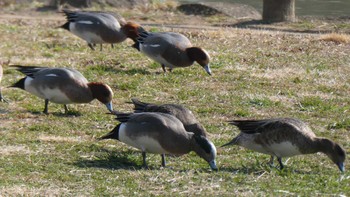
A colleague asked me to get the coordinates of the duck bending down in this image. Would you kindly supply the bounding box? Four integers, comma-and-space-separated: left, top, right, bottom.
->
60, 10, 138, 51
98, 112, 217, 170
10, 65, 113, 114
123, 24, 211, 75
130, 98, 207, 137
222, 118, 346, 172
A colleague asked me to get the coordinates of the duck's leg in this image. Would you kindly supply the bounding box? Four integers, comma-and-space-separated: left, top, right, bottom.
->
63, 105, 69, 114
0, 89, 8, 103
268, 156, 275, 166
111, 44, 114, 49
88, 43, 95, 50
161, 64, 166, 73
161, 154, 166, 167
100, 44, 103, 51
43, 99, 49, 114
277, 157, 284, 170
142, 152, 148, 168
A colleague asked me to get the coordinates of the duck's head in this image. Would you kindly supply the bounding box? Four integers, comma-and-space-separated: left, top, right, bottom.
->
121, 22, 146, 43
88, 82, 114, 112
321, 138, 346, 172
186, 47, 211, 75
192, 135, 218, 171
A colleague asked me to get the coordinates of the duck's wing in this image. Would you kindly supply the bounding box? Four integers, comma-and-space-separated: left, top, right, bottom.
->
11, 65, 49, 78
228, 118, 291, 134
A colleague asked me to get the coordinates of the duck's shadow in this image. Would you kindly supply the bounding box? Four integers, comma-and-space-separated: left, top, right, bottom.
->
86, 64, 152, 76
219, 165, 317, 175
28, 110, 83, 117
71, 149, 156, 171
111, 67, 152, 75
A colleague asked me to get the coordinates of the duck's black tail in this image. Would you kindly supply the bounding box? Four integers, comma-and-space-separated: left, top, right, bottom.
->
10, 65, 45, 77
9, 78, 26, 90
130, 98, 149, 113
97, 124, 121, 141
109, 110, 133, 123
59, 22, 70, 30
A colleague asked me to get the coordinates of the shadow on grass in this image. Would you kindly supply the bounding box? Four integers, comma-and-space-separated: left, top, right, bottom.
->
108, 67, 152, 76
219, 164, 317, 175
72, 149, 159, 171
86, 65, 152, 76
215, 19, 335, 34
25, 109, 83, 117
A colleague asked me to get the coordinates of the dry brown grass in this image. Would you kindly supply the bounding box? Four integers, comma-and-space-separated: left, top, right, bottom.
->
319, 33, 350, 44
0, 6, 349, 196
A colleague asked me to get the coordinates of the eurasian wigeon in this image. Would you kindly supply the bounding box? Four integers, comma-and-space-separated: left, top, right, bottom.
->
123, 24, 212, 75
11, 65, 114, 114
99, 112, 217, 170
222, 118, 346, 172
60, 10, 129, 50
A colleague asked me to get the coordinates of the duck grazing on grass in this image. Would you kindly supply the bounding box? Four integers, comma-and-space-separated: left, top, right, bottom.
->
60, 10, 133, 51
10, 65, 114, 114
98, 112, 217, 170
125, 24, 211, 75
130, 98, 207, 137
222, 118, 346, 172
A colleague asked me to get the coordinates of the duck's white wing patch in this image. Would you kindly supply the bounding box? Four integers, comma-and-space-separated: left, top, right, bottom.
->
76, 20, 94, 25
119, 124, 169, 154
45, 74, 59, 77
150, 44, 161, 47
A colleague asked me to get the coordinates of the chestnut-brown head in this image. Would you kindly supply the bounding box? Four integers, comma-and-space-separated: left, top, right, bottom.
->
121, 22, 146, 42
88, 82, 114, 112
186, 47, 211, 75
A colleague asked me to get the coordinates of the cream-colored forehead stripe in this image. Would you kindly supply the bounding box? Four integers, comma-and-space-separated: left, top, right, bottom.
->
106, 84, 114, 96
209, 140, 217, 156
202, 48, 210, 59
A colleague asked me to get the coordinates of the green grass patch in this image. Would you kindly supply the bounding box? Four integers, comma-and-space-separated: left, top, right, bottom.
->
0, 8, 349, 196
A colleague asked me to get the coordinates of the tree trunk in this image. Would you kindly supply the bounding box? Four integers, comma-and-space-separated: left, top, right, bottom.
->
49, 0, 92, 8
263, 0, 295, 23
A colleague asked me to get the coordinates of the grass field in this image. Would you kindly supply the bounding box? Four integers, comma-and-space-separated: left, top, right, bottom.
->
0, 2, 350, 196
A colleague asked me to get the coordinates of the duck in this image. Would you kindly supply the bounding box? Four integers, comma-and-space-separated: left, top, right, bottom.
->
129, 98, 207, 137
221, 118, 346, 172
98, 112, 218, 170
60, 10, 133, 51
124, 24, 211, 75
10, 65, 114, 114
